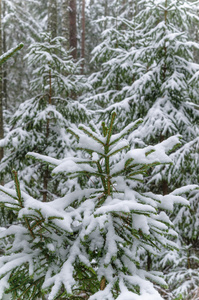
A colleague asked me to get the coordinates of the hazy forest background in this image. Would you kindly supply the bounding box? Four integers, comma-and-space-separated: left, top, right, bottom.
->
0, 0, 198, 299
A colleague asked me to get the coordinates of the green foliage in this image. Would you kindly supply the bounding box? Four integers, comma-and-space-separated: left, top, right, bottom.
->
0, 33, 88, 200
174, 294, 183, 300
0, 43, 23, 66
0, 114, 190, 299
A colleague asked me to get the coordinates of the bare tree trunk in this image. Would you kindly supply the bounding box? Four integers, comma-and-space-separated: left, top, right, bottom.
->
162, 180, 168, 195
0, 0, 3, 164
104, 0, 108, 29
81, 0, 85, 73
69, 0, 77, 59
43, 167, 49, 202
160, 133, 169, 195
62, 0, 70, 49
48, 0, 58, 38
43, 69, 52, 202
2, 0, 6, 109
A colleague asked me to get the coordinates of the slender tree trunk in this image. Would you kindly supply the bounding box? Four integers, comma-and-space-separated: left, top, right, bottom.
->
43, 167, 49, 202
160, 133, 169, 195
43, 70, 52, 202
100, 277, 106, 290
162, 0, 168, 80
2, 0, 6, 109
62, 0, 77, 58
48, 0, 58, 38
69, 0, 77, 59
0, 0, 3, 163
81, 0, 85, 73
104, 0, 108, 30
62, 0, 70, 49
147, 251, 152, 271
162, 180, 168, 195
187, 248, 191, 269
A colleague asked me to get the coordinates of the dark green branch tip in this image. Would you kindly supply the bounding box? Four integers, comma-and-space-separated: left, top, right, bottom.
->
111, 111, 116, 119
102, 122, 107, 137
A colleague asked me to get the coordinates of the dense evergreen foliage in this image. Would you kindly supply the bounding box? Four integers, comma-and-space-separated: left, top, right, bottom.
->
0, 1, 198, 299
0, 34, 86, 200
0, 114, 195, 299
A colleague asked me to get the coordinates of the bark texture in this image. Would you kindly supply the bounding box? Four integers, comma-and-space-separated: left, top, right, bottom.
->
48, 0, 58, 38
81, 0, 85, 73
0, 0, 3, 163
69, 0, 77, 59
62, 0, 70, 49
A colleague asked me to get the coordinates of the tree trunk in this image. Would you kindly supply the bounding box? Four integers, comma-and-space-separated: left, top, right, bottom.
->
2, 0, 6, 109
48, 0, 58, 38
43, 69, 52, 202
81, 0, 85, 73
104, 0, 108, 30
69, 0, 77, 59
0, 0, 3, 163
162, 179, 168, 196
160, 134, 169, 195
62, 0, 70, 50
100, 276, 106, 290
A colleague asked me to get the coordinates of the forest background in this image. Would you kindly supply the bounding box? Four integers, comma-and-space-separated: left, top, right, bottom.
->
0, 0, 198, 299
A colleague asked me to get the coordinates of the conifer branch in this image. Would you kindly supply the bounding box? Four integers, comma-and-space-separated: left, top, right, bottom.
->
12, 170, 35, 239
0, 43, 24, 66
100, 276, 106, 290
109, 119, 143, 146
79, 125, 105, 146
12, 170, 22, 207
106, 112, 116, 145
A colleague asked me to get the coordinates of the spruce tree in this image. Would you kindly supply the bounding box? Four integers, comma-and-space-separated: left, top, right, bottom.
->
3, 0, 44, 108
130, 0, 199, 144
84, 0, 199, 141
83, 5, 142, 128
82, 1, 199, 297
0, 33, 86, 200
0, 43, 24, 164
158, 189, 199, 299
0, 113, 195, 299
129, 1, 199, 297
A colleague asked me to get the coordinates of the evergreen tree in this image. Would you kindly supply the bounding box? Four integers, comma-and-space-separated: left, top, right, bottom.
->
130, 0, 199, 144
84, 0, 199, 139
0, 113, 194, 299
83, 8, 142, 128
0, 33, 86, 200
0, 43, 24, 165
82, 1, 199, 297
80, 0, 118, 72
129, 1, 199, 297
2, 0, 44, 109
156, 189, 199, 300
48, 0, 58, 39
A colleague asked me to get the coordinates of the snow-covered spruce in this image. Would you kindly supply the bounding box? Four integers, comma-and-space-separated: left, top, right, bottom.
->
83, 0, 199, 139
82, 12, 143, 129
0, 33, 87, 199
158, 187, 199, 299
129, 0, 199, 145
0, 43, 24, 66
0, 113, 194, 299
124, 2, 199, 295
2, 0, 46, 107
